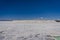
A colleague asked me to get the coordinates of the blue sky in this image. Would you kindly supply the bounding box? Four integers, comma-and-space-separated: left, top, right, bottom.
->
0, 0, 60, 20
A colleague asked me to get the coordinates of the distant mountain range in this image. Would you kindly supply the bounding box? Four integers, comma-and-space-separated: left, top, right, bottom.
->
0, 20, 13, 21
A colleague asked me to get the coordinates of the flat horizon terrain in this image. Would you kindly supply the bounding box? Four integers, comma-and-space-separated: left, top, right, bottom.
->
0, 20, 60, 40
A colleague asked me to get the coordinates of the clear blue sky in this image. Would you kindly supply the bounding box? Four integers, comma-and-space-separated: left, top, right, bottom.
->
0, 0, 60, 20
